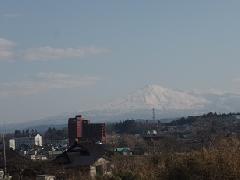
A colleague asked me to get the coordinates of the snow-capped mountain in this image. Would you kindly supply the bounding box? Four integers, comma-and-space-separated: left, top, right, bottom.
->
7, 84, 240, 131
100, 85, 209, 111
82, 85, 240, 122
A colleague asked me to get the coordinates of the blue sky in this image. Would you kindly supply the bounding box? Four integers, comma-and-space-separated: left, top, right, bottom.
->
1, 1, 240, 122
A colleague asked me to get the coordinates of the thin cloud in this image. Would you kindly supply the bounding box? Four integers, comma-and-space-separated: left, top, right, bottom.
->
3, 13, 22, 18
191, 88, 227, 96
0, 38, 16, 60
232, 78, 240, 83
232, 78, 240, 92
0, 72, 100, 98
22, 46, 111, 61
0, 37, 110, 62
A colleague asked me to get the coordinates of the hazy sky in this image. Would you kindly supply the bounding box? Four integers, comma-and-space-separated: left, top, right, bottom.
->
1, 1, 240, 122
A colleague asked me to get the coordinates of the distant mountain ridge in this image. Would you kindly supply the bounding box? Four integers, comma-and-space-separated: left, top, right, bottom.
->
82, 85, 240, 122
5, 84, 240, 131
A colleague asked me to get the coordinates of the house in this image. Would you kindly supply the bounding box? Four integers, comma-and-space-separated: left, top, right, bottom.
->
114, 147, 132, 155
30, 154, 48, 161
54, 143, 111, 178
36, 175, 56, 180
48, 150, 62, 159
44, 139, 68, 147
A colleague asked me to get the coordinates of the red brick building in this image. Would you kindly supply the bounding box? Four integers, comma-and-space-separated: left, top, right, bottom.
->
68, 115, 106, 145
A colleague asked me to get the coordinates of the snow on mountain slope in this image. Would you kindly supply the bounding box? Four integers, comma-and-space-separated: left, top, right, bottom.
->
100, 85, 209, 111
84, 85, 240, 122
9, 85, 240, 129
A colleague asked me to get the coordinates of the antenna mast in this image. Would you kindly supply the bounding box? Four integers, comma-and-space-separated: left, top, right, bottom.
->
152, 108, 156, 121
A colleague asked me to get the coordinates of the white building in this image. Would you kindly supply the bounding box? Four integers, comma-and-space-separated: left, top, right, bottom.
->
9, 134, 43, 150
31, 154, 47, 161
35, 134, 43, 146
9, 139, 16, 150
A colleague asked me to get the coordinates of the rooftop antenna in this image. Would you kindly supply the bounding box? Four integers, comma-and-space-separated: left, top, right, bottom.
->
152, 108, 156, 121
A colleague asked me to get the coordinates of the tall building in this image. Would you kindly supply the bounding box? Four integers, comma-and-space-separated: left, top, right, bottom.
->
68, 115, 106, 145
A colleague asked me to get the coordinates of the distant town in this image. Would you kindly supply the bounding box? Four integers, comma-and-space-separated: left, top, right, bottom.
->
0, 112, 240, 179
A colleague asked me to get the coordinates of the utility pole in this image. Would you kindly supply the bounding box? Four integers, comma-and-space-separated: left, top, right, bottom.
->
2, 133, 7, 177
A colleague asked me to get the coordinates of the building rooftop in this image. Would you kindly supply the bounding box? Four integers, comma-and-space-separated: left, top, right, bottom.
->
54, 143, 110, 168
